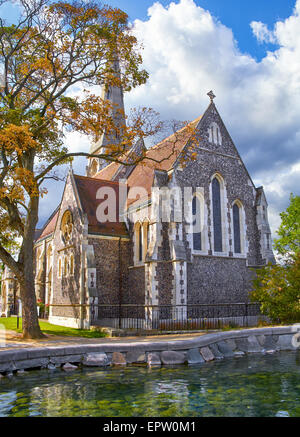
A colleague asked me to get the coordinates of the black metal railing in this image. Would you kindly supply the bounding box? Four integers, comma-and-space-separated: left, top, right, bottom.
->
91, 302, 262, 330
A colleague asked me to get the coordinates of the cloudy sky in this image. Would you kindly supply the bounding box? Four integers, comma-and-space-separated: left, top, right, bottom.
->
2, 1, 300, 236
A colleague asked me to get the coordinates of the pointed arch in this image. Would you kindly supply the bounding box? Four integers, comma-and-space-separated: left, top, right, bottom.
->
232, 199, 246, 256
192, 195, 201, 251
212, 176, 222, 252
210, 173, 229, 255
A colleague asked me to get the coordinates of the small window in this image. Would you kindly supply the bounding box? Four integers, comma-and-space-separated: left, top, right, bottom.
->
70, 254, 74, 276
63, 257, 68, 276
208, 122, 222, 146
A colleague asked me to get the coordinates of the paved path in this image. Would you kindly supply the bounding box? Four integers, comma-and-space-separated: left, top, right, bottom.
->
0, 329, 209, 351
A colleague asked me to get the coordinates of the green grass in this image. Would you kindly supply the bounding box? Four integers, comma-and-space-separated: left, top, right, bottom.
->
0, 317, 107, 338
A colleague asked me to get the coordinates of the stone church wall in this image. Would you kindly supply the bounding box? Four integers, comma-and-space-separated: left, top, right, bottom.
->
187, 257, 255, 304
50, 176, 85, 322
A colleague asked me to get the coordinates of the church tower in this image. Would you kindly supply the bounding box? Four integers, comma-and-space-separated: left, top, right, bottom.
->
86, 59, 126, 178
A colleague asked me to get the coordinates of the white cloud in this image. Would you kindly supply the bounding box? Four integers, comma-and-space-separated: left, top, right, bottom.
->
39, 0, 300, 236
250, 21, 277, 44
123, 0, 300, 235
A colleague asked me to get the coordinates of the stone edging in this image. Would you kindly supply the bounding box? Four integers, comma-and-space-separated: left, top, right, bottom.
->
0, 326, 299, 375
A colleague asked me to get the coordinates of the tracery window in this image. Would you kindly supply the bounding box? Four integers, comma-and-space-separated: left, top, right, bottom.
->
60, 210, 73, 245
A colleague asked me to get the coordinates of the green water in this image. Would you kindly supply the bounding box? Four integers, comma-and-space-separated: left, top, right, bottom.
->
0, 351, 300, 417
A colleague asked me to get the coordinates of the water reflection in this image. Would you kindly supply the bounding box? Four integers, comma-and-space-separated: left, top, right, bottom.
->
0, 351, 299, 417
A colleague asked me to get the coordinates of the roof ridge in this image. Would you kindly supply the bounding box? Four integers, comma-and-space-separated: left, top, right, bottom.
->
74, 173, 124, 185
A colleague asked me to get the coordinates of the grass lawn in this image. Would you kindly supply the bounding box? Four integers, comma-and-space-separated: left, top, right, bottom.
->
0, 317, 107, 338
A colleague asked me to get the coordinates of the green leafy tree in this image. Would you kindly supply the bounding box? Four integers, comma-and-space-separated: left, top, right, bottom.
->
274, 194, 300, 258
0, 0, 151, 338
251, 253, 300, 324
251, 194, 300, 324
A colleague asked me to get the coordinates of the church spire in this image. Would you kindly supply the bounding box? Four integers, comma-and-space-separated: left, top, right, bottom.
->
86, 57, 126, 177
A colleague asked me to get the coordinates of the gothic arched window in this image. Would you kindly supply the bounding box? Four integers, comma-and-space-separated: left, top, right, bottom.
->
192, 196, 201, 251
233, 203, 241, 254
212, 177, 222, 252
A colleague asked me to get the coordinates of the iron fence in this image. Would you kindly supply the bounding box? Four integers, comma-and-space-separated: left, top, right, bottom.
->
91, 302, 262, 330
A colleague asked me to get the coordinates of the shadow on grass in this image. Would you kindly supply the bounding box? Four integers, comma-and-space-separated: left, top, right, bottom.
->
0, 317, 107, 338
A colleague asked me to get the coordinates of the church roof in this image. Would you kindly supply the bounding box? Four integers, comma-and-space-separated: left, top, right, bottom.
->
94, 115, 202, 206
36, 207, 60, 242
73, 174, 128, 237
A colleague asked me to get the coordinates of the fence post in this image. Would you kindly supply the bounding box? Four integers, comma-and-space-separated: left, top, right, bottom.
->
245, 303, 248, 327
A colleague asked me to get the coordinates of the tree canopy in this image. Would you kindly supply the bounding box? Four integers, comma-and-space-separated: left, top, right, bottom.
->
0, 0, 153, 338
274, 193, 300, 259
251, 193, 300, 324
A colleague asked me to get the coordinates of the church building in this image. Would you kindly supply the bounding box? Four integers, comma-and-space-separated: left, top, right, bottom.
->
1, 85, 275, 328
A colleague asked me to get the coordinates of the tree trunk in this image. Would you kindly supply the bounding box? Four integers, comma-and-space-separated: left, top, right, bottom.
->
19, 276, 44, 339
19, 195, 45, 339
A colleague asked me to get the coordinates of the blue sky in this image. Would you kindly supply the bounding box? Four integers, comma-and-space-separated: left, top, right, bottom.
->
103, 0, 296, 60
1, 1, 300, 235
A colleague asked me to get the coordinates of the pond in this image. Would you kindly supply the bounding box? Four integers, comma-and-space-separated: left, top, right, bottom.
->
0, 351, 300, 417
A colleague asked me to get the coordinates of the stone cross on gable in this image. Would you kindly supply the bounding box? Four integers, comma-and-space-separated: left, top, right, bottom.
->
207, 90, 216, 103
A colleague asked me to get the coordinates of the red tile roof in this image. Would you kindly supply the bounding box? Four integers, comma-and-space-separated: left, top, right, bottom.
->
95, 116, 202, 206
73, 174, 128, 237
36, 208, 59, 242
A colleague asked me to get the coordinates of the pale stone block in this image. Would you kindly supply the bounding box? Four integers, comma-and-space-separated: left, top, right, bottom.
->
111, 352, 126, 366
83, 353, 110, 367
199, 347, 214, 362
147, 353, 161, 366
161, 351, 186, 365
187, 349, 205, 364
